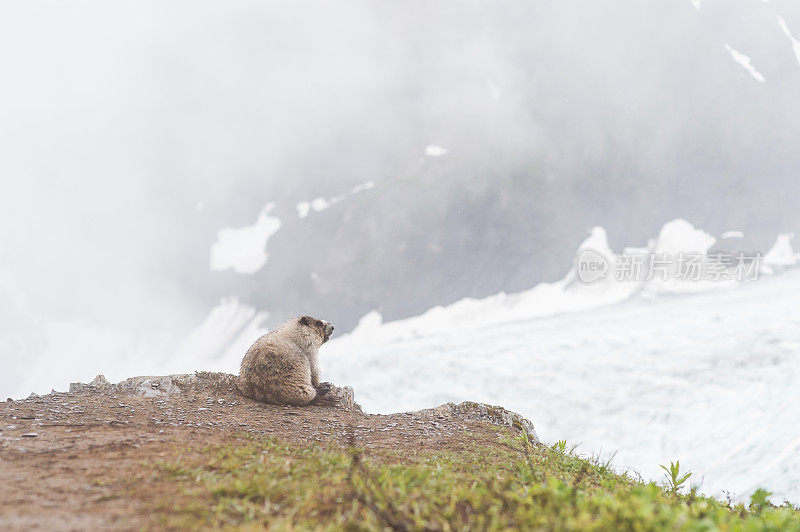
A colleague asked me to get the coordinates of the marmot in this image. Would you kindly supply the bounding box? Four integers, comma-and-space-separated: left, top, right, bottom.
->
237, 316, 337, 406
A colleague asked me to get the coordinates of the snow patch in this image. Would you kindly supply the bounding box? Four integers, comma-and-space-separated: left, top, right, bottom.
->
312, 196, 343, 212
210, 203, 281, 274
297, 194, 346, 218
424, 145, 448, 157
643, 219, 735, 295
721, 230, 744, 239
652, 219, 716, 255
724, 44, 766, 83
171, 298, 268, 371
351, 181, 375, 194
296, 181, 375, 219
777, 16, 800, 69
690, 0, 701, 10
763, 233, 798, 267
296, 202, 311, 219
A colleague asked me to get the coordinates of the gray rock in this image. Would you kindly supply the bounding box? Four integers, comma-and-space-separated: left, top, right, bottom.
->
425, 401, 540, 443
67, 372, 358, 407
328, 385, 357, 409
69, 372, 235, 397
89, 375, 111, 389
116, 375, 193, 397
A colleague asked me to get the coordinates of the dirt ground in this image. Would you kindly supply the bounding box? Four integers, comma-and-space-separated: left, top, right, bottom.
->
0, 373, 534, 531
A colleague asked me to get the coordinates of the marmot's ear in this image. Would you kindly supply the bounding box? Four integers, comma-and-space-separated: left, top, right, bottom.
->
299, 316, 311, 327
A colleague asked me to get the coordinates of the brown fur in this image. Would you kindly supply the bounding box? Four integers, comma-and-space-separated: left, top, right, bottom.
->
237, 316, 334, 406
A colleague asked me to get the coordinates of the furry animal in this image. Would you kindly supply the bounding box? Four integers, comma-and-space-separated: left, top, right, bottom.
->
237, 316, 336, 406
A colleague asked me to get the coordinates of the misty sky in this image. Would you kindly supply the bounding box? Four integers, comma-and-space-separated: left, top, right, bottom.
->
2, 0, 800, 396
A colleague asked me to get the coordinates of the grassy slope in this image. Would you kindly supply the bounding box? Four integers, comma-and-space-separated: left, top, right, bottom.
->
149, 432, 800, 531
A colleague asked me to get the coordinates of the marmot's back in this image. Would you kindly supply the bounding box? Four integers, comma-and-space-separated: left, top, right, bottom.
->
237, 316, 334, 406
238, 335, 311, 404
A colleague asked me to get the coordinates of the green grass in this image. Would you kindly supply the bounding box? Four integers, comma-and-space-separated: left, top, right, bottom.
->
149, 432, 800, 531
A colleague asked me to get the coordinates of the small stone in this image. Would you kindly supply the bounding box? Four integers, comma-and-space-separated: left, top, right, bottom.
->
90, 375, 111, 388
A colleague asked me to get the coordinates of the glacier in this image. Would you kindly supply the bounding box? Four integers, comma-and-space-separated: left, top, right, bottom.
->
320, 221, 800, 504
324, 269, 800, 504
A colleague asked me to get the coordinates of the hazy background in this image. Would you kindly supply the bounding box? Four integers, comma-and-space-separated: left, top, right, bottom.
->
2, 0, 800, 397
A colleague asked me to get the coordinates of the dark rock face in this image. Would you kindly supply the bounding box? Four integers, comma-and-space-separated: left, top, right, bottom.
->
201, 0, 800, 333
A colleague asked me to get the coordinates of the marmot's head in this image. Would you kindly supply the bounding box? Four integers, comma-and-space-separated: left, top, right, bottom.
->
298, 315, 334, 345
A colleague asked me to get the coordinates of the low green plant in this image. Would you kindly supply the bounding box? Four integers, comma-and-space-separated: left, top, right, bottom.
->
143, 434, 800, 530
551, 439, 568, 454
750, 488, 774, 513
660, 459, 692, 495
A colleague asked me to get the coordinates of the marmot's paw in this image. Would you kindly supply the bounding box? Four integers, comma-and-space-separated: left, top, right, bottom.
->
311, 382, 340, 406
315, 381, 333, 395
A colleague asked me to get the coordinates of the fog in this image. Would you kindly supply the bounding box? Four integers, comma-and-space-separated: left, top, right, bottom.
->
2, 0, 800, 398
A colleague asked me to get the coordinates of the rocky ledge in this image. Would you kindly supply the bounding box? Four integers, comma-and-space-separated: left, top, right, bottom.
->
4, 371, 538, 452
65, 371, 538, 441
1, 372, 539, 530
